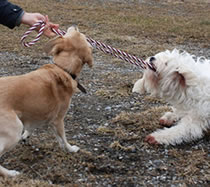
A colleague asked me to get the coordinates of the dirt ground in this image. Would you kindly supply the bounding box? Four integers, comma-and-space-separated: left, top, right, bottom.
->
0, 0, 210, 186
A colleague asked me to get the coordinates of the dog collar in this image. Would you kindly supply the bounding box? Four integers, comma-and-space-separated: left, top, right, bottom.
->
54, 63, 87, 94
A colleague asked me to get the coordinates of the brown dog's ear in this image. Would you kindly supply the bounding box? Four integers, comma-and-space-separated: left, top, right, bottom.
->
44, 36, 64, 55
84, 49, 94, 68
85, 54, 94, 68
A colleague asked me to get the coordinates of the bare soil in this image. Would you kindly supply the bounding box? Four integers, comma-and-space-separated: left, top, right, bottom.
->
0, 0, 209, 186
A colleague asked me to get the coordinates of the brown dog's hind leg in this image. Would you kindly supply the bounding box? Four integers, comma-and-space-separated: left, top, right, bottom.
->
0, 112, 23, 177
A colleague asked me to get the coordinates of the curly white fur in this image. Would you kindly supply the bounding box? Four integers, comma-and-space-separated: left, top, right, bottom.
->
133, 49, 210, 145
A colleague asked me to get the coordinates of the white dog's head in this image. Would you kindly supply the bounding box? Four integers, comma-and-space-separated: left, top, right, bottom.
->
133, 49, 210, 103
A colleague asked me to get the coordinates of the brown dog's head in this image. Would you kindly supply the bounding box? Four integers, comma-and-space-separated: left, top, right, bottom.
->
45, 26, 93, 77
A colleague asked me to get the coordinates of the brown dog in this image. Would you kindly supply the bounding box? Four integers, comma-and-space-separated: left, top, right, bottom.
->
0, 26, 93, 177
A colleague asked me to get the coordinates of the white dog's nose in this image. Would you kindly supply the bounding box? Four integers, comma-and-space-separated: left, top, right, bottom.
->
149, 57, 156, 63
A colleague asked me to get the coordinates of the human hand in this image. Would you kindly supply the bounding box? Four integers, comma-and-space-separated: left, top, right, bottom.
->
43, 15, 59, 38
21, 12, 59, 38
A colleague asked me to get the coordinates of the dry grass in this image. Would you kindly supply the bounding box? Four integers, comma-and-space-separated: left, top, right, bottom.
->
2, 0, 210, 57
0, 0, 209, 186
168, 148, 210, 183
112, 105, 170, 131
109, 141, 136, 152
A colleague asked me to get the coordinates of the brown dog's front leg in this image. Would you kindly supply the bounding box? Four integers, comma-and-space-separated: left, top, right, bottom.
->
52, 120, 80, 152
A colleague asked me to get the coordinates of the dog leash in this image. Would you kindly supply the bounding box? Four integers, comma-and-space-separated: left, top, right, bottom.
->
21, 21, 156, 72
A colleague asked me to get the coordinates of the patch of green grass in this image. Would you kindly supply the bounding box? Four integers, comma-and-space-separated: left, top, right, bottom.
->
200, 20, 210, 26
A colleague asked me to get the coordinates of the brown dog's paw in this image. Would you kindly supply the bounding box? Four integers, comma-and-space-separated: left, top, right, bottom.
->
145, 135, 159, 145
159, 119, 174, 127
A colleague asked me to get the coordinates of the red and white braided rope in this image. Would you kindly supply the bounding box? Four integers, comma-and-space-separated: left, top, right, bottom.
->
21, 21, 156, 72
21, 21, 46, 47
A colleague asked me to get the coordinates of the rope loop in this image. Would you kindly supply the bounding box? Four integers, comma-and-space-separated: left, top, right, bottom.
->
21, 21, 46, 47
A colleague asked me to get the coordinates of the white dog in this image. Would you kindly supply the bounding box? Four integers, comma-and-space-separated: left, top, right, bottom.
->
133, 49, 210, 145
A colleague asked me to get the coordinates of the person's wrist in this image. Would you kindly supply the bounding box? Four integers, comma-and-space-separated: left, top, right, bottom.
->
16, 11, 25, 27
21, 12, 32, 26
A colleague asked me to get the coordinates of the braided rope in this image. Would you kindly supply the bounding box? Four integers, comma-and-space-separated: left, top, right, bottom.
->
21, 22, 156, 72
21, 21, 46, 47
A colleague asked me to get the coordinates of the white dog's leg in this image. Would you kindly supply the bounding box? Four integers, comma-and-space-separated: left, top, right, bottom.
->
52, 120, 80, 153
132, 78, 145, 94
0, 112, 23, 177
146, 115, 208, 145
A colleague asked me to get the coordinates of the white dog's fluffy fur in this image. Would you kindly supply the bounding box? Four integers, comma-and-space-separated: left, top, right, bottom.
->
133, 49, 210, 145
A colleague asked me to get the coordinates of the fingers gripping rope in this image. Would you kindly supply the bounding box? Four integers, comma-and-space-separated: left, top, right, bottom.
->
21, 21, 156, 72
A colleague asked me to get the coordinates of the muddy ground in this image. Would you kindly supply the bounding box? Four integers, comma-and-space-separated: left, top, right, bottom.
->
0, 0, 210, 186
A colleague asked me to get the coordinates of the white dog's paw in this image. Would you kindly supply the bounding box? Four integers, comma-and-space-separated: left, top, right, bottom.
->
145, 130, 173, 145
7, 170, 20, 177
132, 79, 145, 94
145, 130, 177, 145
67, 145, 80, 153
145, 134, 159, 145
159, 117, 174, 127
145, 133, 170, 145
159, 112, 178, 127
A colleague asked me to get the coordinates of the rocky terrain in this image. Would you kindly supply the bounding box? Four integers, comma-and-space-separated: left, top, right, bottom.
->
0, 0, 209, 186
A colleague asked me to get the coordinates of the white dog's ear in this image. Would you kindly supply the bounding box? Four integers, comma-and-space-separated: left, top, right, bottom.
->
44, 36, 64, 55
172, 71, 186, 88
